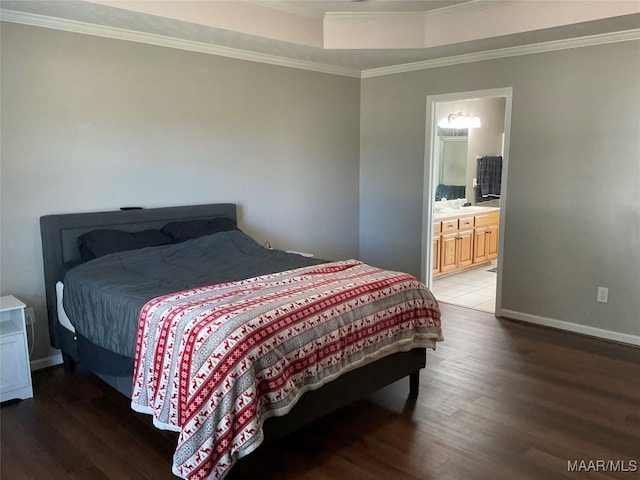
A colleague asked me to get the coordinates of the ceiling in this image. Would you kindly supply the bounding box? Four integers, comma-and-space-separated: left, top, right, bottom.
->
260, 1, 468, 16
1, 0, 639, 77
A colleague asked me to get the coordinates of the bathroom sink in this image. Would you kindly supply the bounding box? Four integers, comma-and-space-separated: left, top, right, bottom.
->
459, 206, 496, 213
433, 206, 499, 218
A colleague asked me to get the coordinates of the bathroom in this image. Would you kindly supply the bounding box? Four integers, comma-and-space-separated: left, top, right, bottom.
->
430, 96, 506, 313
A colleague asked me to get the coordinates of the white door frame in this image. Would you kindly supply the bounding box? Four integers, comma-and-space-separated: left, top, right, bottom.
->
421, 87, 513, 317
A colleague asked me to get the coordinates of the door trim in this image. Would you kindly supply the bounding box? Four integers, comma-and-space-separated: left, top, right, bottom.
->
421, 87, 513, 317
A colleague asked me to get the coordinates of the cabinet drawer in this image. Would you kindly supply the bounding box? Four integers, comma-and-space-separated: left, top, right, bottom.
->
434, 222, 442, 234
475, 211, 500, 227
459, 216, 474, 229
442, 219, 458, 231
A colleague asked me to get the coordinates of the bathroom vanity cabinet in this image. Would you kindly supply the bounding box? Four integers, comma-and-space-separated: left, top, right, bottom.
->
433, 209, 499, 278
473, 212, 500, 264
440, 217, 474, 274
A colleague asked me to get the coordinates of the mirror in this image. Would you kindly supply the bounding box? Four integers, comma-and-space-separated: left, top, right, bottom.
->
434, 129, 467, 201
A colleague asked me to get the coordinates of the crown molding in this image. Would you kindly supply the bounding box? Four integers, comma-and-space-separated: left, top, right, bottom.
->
325, 10, 428, 20
1, 8, 638, 80
361, 29, 640, 78
0, 9, 361, 78
322, 0, 488, 20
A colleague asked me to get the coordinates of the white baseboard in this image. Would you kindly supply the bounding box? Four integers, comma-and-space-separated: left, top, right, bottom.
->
31, 352, 63, 371
500, 309, 640, 347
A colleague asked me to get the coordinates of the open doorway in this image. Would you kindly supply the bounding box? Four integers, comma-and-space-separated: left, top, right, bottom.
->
421, 88, 512, 316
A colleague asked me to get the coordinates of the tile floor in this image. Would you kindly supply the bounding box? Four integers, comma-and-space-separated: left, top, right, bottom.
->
432, 262, 497, 313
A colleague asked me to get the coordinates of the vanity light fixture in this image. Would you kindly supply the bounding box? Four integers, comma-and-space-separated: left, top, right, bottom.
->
438, 112, 481, 129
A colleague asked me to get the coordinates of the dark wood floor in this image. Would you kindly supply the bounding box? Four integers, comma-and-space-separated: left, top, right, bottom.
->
2, 303, 639, 479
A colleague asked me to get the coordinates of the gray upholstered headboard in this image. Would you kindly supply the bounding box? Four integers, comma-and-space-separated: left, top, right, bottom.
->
39, 203, 237, 350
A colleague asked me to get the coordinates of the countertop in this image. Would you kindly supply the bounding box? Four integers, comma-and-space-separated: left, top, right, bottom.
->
433, 206, 500, 221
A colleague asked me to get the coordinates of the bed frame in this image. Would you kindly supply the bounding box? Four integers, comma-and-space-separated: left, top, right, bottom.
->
39, 203, 426, 473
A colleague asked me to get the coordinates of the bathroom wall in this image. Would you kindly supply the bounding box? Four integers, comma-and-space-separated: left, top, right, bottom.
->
435, 97, 506, 205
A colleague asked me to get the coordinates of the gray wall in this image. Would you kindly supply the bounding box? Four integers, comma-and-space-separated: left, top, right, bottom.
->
0, 23, 361, 362
2, 22, 638, 364
360, 40, 640, 338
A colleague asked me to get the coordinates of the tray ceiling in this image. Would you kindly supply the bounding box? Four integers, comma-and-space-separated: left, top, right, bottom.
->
1, 0, 638, 77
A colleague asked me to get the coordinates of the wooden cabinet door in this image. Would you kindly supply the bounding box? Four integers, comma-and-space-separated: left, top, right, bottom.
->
432, 235, 441, 275
441, 232, 459, 273
475, 212, 499, 261
458, 229, 474, 268
487, 224, 499, 260
473, 226, 488, 264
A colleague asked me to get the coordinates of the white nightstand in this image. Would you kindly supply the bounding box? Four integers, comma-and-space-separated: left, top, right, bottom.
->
0, 296, 33, 402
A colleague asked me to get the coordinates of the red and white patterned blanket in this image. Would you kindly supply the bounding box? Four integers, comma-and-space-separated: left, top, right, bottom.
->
131, 260, 442, 480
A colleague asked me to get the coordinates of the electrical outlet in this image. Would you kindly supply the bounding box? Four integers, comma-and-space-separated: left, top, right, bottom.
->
597, 287, 609, 304
24, 307, 36, 325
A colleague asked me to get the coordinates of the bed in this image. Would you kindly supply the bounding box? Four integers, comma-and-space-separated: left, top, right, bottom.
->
40, 203, 442, 480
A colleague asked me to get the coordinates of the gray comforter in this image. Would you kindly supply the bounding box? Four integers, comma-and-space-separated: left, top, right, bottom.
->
63, 230, 325, 358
